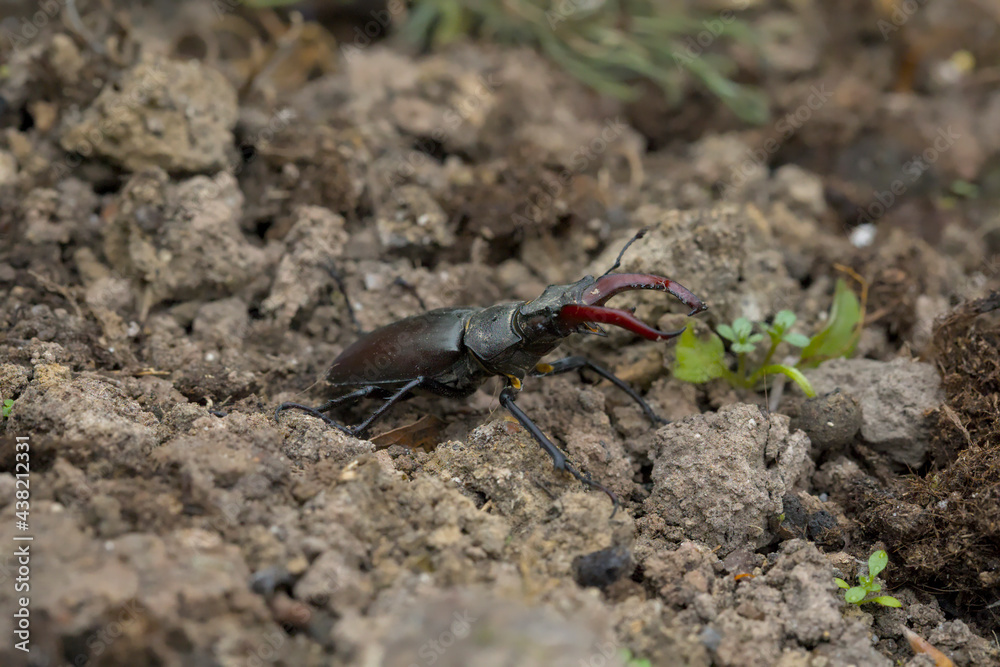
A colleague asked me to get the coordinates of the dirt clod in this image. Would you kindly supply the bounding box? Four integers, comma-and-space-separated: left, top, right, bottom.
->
105, 168, 269, 312
806, 358, 945, 469
10, 373, 157, 467
262, 205, 349, 327
788, 389, 863, 455
641, 404, 812, 555
60, 57, 238, 173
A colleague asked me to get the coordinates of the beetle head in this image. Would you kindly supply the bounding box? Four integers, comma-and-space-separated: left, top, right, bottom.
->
516, 273, 707, 343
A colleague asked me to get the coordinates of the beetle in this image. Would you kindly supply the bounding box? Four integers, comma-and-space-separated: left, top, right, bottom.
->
275, 230, 708, 511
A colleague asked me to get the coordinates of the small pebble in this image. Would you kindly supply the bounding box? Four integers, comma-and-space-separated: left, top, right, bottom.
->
699, 626, 722, 652
572, 545, 633, 589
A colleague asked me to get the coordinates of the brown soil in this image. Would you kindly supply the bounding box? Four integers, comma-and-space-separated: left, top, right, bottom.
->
850, 294, 1000, 630
1, 2, 999, 666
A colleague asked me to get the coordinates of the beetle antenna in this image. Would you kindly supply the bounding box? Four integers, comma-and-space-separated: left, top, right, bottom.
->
393, 276, 428, 312
600, 228, 648, 278
326, 263, 366, 336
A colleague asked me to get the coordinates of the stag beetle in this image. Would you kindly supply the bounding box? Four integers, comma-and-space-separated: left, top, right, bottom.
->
276, 230, 708, 512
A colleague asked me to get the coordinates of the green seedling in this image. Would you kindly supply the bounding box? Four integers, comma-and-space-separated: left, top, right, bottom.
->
673, 278, 863, 396
835, 550, 902, 608
949, 179, 979, 199
2, 399, 13, 419
619, 649, 652, 667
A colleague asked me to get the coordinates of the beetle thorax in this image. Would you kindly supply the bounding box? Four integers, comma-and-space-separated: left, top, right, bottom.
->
463, 302, 562, 380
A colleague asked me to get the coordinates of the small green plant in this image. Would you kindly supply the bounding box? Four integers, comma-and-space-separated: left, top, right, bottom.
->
2, 399, 13, 419
673, 278, 863, 397
835, 549, 902, 608
619, 649, 652, 667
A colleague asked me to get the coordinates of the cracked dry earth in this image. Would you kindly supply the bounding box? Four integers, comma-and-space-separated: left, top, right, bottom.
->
2, 5, 1000, 667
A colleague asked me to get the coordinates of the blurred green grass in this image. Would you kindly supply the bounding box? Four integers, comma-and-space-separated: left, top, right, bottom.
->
247, 0, 769, 123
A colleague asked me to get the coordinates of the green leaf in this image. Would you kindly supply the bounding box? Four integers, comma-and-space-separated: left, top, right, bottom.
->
868, 550, 889, 578
782, 332, 811, 348
844, 587, 866, 604
731, 342, 757, 354
681, 55, 770, 124
747, 333, 765, 344
673, 326, 727, 384
799, 279, 861, 368
760, 364, 816, 398
834, 578, 850, 589
870, 596, 902, 608
716, 324, 736, 341
732, 318, 753, 340
1, 398, 12, 419
619, 649, 652, 667
773, 310, 796, 332
949, 179, 979, 199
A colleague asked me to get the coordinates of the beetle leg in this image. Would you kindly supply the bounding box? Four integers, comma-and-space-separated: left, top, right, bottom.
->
348, 377, 424, 435
392, 276, 428, 311
272, 402, 357, 435
499, 386, 619, 517
275, 385, 379, 421
274, 379, 424, 437
530, 356, 668, 425
326, 262, 366, 335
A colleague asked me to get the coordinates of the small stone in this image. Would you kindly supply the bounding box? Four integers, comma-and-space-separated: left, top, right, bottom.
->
572, 545, 634, 589
789, 390, 862, 453
772, 165, 827, 218
699, 626, 723, 652
59, 57, 238, 172
376, 185, 454, 255
805, 359, 944, 468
